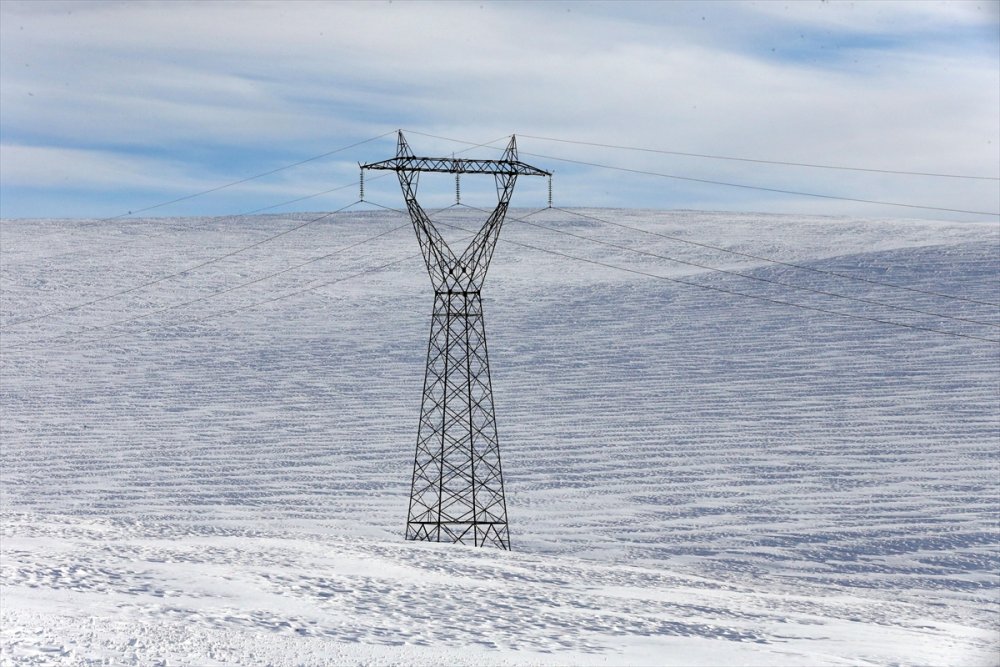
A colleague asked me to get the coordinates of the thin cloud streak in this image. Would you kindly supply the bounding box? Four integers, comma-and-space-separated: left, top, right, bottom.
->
1, 0, 997, 220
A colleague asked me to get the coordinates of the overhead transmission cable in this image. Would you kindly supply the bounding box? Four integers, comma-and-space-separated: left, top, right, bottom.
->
1, 131, 396, 262
403, 129, 1000, 218
97, 131, 397, 222
517, 134, 1000, 181
2, 131, 499, 330
24, 215, 418, 348
517, 150, 1000, 218
30, 254, 419, 352
0, 132, 395, 259
2, 199, 363, 330
40, 201, 995, 349
502, 207, 998, 328
11, 127, 995, 348
437, 208, 997, 344
9, 175, 392, 265
404, 130, 1000, 306
547, 205, 999, 308
19, 204, 467, 351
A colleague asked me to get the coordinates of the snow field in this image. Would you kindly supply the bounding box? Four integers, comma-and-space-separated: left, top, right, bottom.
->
1, 208, 998, 664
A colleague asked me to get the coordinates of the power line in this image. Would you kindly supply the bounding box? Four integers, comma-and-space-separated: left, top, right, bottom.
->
31, 255, 418, 351
497, 207, 998, 329
22, 217, 417, 348
20, 204, 467, 351
519, 150, 1000, 218
406, 129, 999, 306
431, 214, 998, 345
403, 129, 1000, 217
43, 203, 994, 350
2, 176, 390, 265
1, 132, 398, 262
1, 200, 364, 330
97, 131, 397, 222
517, 133, 1000, 181
546, 206, 1000, 308
178, 253, 420, 333
368, 187, 1000, 341
2, 132, 498, 321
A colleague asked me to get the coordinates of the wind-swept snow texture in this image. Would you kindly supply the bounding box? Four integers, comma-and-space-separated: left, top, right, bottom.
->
1, 209, 997, 666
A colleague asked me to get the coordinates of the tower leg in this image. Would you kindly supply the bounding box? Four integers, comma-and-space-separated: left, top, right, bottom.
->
405, 291, 510, 549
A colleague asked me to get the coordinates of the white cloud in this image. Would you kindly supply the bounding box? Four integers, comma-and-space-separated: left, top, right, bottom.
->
743, 0, 999, 33
0, 144, 203, 190
0, 0, 997, 220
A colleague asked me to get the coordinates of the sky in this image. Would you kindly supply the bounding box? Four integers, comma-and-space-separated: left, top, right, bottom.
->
1, 0, 998, 221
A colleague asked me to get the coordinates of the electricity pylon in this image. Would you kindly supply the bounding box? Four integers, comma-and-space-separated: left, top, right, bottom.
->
362, 132, 550, 549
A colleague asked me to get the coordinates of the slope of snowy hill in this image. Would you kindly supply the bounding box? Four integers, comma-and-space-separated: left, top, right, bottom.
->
1, 208, 997, 665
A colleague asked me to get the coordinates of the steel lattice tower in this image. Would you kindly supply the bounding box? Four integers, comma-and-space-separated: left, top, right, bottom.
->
362, 132, 550, 549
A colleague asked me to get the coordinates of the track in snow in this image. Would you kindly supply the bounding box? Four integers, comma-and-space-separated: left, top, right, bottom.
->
1, 208, 998, 665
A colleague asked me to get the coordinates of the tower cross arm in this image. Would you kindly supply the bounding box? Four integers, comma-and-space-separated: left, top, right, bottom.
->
361, 156, 550, 177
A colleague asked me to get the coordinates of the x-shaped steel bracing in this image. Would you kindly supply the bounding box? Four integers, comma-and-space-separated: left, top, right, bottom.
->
362, 132, 549, 549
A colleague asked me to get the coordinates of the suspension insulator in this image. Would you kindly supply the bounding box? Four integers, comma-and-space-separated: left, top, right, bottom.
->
547, 175, 553, 208
456, 173, 461, 205
360, 169, 365, 201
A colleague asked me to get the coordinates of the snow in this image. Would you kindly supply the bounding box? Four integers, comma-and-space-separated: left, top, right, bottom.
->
1, 207, 998, 665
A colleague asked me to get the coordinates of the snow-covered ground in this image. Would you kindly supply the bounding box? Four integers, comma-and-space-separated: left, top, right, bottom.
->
1, 208, 998, 665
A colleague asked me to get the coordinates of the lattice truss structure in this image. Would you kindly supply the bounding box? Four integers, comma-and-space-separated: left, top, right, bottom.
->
362, 132, 550, 549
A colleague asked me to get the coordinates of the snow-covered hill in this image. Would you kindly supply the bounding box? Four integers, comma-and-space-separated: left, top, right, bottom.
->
1, 208, 997, 665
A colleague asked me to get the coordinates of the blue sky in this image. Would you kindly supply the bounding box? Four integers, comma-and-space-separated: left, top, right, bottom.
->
1, 0, 998, 221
